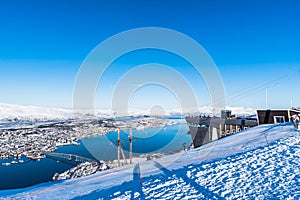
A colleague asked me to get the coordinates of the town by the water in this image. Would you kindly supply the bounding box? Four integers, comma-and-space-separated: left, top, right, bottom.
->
0, 116, 179, 180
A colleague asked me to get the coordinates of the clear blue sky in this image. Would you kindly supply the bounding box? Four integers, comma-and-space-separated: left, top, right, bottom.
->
0, 0, 300, 109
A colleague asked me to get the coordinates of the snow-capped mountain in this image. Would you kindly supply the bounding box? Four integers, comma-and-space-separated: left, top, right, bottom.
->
0, 102, 257, 121
2, 123, 299, 199
0, 103, 74, 121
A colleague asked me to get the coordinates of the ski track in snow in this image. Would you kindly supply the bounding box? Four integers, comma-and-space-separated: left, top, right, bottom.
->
1, 124, 299, 199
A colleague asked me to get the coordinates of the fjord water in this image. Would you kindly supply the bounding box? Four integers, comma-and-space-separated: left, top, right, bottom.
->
0, 119, 191, 189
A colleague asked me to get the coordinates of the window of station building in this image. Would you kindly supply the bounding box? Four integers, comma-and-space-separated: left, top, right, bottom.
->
274, 116, 285, 123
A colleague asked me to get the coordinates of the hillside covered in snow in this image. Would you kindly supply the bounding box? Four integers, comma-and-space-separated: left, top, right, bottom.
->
1, 123, 299, 199
0, 103, 256, 121
0, 103, 73, 121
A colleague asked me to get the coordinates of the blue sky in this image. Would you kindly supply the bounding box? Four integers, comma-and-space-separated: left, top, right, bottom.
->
0, 0, 300, 109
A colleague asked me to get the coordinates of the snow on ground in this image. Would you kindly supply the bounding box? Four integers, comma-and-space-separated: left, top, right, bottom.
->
0, 103, 73, 121
1, 123, 299, 199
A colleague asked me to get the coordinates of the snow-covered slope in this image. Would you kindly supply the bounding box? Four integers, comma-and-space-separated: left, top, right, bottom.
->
0, 103, 74, 121
1, 123, 299, 199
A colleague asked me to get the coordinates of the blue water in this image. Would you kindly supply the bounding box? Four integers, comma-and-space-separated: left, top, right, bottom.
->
0, 121, 191, 190
0, 157, 72, 190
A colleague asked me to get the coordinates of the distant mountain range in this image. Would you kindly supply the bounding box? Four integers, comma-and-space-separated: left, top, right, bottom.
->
0, 102, 257, 121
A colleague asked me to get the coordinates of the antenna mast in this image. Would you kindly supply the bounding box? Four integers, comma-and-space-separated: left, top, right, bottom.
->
129, 128, 133, 164
266, 88, 268, 109
117, 129, 120, 167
